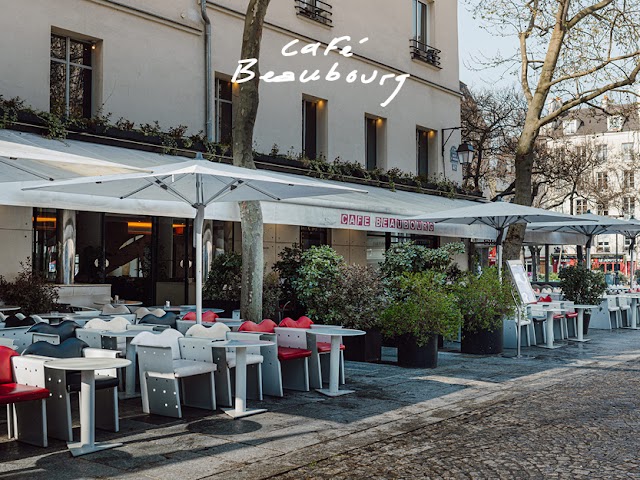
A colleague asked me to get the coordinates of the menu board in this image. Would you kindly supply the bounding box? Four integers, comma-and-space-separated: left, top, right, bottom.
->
506, 260, 538, 305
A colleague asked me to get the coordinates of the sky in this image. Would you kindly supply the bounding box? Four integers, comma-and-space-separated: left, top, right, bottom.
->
458, 1, 520, 90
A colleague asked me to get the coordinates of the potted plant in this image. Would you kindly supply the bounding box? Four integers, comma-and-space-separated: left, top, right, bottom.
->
559, 265, 607, 334
0, 260, 59, 316
455, 267, 515, 355
381, 272, 462, 368
332, 264, 387, 362
203, 252, 242, 316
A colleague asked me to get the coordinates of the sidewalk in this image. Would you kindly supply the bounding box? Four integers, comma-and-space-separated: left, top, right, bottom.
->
2, 328, 640, 479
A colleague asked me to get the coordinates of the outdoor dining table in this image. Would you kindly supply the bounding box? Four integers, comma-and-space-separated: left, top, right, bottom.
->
150, 305, 225, 315
45, 357, 130, 456
620, 294, 640, 330
307, 328, 365, 396
211, 338, 274, 419
567, 305, 598, 342
0, 306, 20, 313
38, 312, 79, 325
536, 305, 567, 349
94, 300, 143, 307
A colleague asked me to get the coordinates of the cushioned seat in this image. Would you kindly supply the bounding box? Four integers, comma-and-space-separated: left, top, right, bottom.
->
172, 359, 217, 378
23, 337, 87, 357
279, 316, 314, 329
0, 383, 49, 404
226, 353, 263, 369
139, 313, 178, 329
66, 374, 120, 392
566, 312, 578, 318
277, 346, 312, 361
4, 315, 36, 328
27, 320, 79, 343
553, 314, 564, 320
316, 342, 345, 353
183, 311, 219, 322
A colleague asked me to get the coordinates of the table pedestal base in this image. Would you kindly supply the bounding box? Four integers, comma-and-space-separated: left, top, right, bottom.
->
222, 407, 267, 419
537, 344, 563, 349
316, 388, 355, 397
622, 326, 640, 330
567, 337, 591, 343
67, 440, 123, 457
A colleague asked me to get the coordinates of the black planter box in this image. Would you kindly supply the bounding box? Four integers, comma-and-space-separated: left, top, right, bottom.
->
203, 299, 240, 318
396, 334, 438, 368
461, 325, 504, 355
343, 329, 382, 363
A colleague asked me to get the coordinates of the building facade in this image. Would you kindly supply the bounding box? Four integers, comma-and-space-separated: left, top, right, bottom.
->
0, 0, 469, 304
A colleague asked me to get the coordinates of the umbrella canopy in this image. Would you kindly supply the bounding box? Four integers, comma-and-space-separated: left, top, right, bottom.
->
409, 201, 587, 275
25, 158, 366, 323
0, 139, 147, 181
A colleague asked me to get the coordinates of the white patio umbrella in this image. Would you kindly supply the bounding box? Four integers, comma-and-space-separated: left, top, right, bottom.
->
527, 212, 633, 268
409, 201, 588, 276
25, 158, 366, 323
0, 139, 147, 181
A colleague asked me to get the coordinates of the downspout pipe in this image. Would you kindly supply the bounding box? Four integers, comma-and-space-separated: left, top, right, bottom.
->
201, 0, 214, 142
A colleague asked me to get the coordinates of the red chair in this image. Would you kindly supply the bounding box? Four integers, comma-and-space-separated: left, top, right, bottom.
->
0, 346, 49, 447
183, 311, 219, 322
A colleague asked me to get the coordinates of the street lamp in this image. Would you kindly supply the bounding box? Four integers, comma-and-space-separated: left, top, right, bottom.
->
456, 141, 475, 165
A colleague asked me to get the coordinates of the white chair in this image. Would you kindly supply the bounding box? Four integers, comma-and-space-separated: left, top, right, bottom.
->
102, 304, 131, 315
606, 296, 622, 329
618, 297, 631, 327
273, 327, 315, 392
134, 308, 167, 321
185, 324, 263, 407
132, 329, 216, 418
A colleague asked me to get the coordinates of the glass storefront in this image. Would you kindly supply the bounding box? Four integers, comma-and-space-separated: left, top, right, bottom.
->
33, 208, 58, 282
366, 232, 440, 267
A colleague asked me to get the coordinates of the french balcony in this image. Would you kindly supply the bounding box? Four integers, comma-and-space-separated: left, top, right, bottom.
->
410, 37, 441, 68
295, 0, 333, 26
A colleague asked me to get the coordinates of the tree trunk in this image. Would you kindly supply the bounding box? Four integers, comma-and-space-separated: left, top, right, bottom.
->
232, 0, 272, 322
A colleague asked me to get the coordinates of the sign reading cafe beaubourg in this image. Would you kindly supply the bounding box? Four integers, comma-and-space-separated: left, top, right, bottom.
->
340, 213, 435, 232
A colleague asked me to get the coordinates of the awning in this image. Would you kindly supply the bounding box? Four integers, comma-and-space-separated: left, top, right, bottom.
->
0, 129, 585, 245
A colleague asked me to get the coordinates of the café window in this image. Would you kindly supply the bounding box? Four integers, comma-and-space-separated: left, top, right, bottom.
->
32, 208, 58, 282
300, 227, 328, 250
366, 231, 439, 266
365, 116, 386, 171
302, 99, 318, 160
50, 33, 93, 118
215, 77, 233, 144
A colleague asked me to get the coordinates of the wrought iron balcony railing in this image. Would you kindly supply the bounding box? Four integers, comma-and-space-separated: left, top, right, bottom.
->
410, 37, 441, 68
295, 0, 333, 27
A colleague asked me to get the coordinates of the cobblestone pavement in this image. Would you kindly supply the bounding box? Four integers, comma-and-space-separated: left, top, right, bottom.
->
273, 362, 640, 480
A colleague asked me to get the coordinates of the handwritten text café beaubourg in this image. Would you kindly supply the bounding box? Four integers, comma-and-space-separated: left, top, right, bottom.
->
232, 36, 410, 108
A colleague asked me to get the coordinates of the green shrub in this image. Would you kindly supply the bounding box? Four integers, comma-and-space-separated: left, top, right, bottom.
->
454, 267, 516, 333
332, 264, 388, 330
381, 272, 462, 346
203, 252, 242, 302
273, 243, 303, 308
262, 271, 281, 320
292, 246, 345, 324
559, 265, 607, 306
0, 260, 59, 316
380, 241, 465, 279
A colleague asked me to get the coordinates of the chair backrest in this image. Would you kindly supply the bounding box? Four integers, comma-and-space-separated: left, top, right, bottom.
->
4, 315, 36, 328
84, 316, 131, 332
0, 345, 18, 384
185, 323, 230, 340
226, 332, 262, 355
279, 317, 314, 329
182, 311, 219, 322
238, 320, 277, 333
0, 327, 33, 353
274, 327, 309, 349
102, 304, 131, 315
27, 320, 79, 343
131, 328, 183, 359
178, 337, 216, 363
75, 329, 105, 349
126, 324, 158, 332
0, 338, 15, 348
31, 333, 60, 345
138, 312, 177, 329
22, 337, 89, 358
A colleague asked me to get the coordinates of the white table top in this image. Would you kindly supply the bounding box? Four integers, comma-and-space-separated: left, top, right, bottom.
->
94, 300, 143, 306
46, 357, 131, 371
0, 306, 20, 312
38, 312, 78, 319
571, 304, 599, 309
211, 339, 274, 349
306, 328, 366, 337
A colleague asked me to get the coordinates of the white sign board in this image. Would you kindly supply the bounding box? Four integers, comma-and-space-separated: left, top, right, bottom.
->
506, 260, 538, 305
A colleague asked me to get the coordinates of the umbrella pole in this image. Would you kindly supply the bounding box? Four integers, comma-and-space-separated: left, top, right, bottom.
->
496, 228, 505, 279
586, 236, 592, 270
631, 238, 636, 289
194, 205, 205, 325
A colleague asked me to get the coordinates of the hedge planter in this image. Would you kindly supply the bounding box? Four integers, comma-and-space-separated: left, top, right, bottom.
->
396, 334, 438, 368
203, 300, 240, 318
461, 324, 503, 355
583, 312, 591, 335
343, 329, 382, 363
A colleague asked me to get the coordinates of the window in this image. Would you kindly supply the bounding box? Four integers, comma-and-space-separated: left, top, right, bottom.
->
302, 99, 318, 160
622, 143, 634, 162
50, 34, 93, 118
624, 170, 635, 189
410, 0, 440, 67
300, 227, 328, 250
215, 78, 233, 144
623, 197, 636, 216
596, 145, 608, 162
597, 240, 611, 253
597, 172, 608, 189
295, 0, 333, 26
416, 128, 430, 176
365, 116, 386, 171
575, 145, 586, 159
597, 202, 609, 216
562, 120, 578, 135
575, 199, 588, 215
33, 208, 58, 282
607, 115, 624, 132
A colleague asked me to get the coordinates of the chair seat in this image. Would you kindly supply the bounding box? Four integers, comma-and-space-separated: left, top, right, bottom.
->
609, 307, 620, 311
0, 383, 49, 404
553, 314, 564, 320
226, 353, 263, 369
67, 374, 120, 392
277, 346, 312, 361
566, 313, 578, 318
317, 342, 345, 353
172, 359, 217, 378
